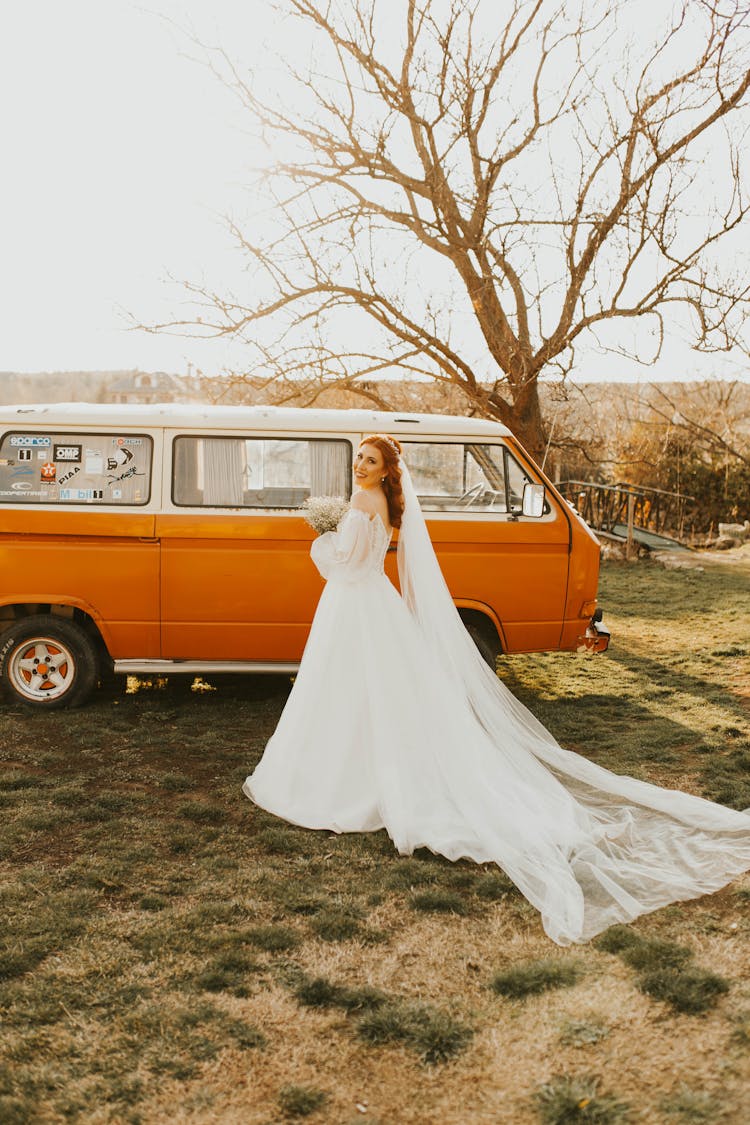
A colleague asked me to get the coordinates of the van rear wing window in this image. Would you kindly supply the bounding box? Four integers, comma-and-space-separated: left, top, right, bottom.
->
0, 432, 152, 505
172, 436, 352, 509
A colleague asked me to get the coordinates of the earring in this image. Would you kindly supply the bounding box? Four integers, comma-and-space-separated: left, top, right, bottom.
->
381, 477, 386, 483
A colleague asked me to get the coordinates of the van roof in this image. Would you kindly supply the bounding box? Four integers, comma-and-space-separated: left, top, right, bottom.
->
1, 402, 513, 438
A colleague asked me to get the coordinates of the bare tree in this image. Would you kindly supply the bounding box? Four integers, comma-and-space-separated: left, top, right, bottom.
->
156, 0, 750, 459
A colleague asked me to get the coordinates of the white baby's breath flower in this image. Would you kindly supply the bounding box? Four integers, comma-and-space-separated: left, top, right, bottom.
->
301, 495, 349, 534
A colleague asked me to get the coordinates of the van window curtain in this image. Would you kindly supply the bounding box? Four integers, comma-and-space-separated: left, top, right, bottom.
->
203, 439, 244, 505
309, 441, 351, 497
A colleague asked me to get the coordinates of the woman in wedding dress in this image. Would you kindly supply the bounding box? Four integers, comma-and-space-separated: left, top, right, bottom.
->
243, 434, 750, 945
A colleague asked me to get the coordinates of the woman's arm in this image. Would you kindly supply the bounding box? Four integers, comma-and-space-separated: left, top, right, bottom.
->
310, 507, 373, 581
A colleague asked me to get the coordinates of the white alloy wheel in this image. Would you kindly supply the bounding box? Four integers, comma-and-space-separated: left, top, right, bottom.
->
0, 615, 99, 708
8, 635, 76, 702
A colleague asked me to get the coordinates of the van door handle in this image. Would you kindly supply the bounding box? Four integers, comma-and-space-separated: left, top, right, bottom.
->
138, 537, 159, 543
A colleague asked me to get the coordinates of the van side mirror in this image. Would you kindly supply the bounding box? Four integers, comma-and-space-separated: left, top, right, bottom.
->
522, 482, 545, 518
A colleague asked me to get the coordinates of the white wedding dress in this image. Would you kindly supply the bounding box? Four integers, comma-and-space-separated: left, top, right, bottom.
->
243, 464, 750, 945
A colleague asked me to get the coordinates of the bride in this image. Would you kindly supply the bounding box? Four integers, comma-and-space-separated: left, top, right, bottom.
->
243, 434, 750, 945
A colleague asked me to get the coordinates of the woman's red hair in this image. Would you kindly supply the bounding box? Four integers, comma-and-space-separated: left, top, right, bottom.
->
360, 433, 405, 529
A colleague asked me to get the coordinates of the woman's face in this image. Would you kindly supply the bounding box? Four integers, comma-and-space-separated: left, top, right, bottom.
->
354, 443, 386, 490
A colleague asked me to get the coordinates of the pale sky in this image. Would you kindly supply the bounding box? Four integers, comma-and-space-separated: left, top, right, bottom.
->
0, 0, 748, 384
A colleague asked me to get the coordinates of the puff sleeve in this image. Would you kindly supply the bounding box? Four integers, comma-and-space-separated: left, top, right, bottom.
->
310, 508, 373, 582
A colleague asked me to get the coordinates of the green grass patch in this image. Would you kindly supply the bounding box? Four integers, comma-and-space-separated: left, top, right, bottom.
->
490, 958, 583, 999
729, 1009, 750, 1048
255, 825, 316, 855
193, 951, 260, 996
618, 937, 693, 972
659, 1085, 728, 1121
177, 800, 225, 825
595, 926, 729, 1014
278, 1083, 327, 1118
474, 870, 516, 900
243, 924, 300, 952
309, 905, 364, 942
409, 889, 469, 915
294, 975, 387, 1013
637, 967, 730, 1014
534, 1074, 631, 1124
384, 857, 439, 889
357, 1000, 473, 1064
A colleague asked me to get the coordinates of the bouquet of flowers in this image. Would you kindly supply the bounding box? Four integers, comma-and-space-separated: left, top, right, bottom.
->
301, 496, 350, 534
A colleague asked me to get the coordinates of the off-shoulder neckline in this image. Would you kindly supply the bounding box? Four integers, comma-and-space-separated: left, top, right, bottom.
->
348, 506, 392, 538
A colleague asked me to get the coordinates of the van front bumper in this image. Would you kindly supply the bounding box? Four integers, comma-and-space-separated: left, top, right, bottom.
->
577, 612, 611, 653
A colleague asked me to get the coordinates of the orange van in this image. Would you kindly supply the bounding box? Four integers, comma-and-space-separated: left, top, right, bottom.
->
0, 403, 608, 707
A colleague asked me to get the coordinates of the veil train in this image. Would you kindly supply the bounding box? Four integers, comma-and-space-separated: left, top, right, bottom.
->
395, 459, 750, 944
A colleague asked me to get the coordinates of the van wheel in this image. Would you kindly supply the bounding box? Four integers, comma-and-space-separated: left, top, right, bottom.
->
460, 613, 501, 670
0, 615, 99, 709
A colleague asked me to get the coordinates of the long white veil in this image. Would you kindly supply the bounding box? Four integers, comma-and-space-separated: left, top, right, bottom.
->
395, 458, 750, 944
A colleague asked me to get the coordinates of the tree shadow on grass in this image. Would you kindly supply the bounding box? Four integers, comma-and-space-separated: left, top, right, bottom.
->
606, 646, 749, 728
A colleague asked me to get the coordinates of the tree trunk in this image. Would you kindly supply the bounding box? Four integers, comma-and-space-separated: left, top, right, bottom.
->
487, 379, 547, 466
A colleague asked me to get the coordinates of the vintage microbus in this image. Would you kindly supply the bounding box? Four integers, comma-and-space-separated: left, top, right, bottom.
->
0, 403, 608, 708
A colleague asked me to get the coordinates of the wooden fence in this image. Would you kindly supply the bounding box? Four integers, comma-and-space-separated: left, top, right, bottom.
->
557, 480, 694, 539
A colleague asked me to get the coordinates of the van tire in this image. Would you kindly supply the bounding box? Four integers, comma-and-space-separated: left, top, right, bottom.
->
0, 615, 99, 709
459, 612, 501, 670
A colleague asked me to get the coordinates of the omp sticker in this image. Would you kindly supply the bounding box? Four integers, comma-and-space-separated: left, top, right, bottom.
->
53, 445, 82, 463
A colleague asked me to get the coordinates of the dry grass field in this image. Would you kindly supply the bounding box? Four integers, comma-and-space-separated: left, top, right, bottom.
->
1, 550, 749, 1124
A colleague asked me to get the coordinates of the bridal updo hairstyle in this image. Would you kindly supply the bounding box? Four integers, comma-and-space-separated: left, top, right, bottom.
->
361, 433, 405, 529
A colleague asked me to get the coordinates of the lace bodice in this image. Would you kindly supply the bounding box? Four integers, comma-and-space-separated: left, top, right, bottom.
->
310, 508, 391, 582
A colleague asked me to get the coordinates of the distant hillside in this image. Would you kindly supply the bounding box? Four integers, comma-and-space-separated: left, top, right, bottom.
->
0, 370, 201, 404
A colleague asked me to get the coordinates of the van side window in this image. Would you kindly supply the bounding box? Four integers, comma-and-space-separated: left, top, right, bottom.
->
172, 436, 352, 508
0, 431, 152, 505
402, 441, 532, 513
